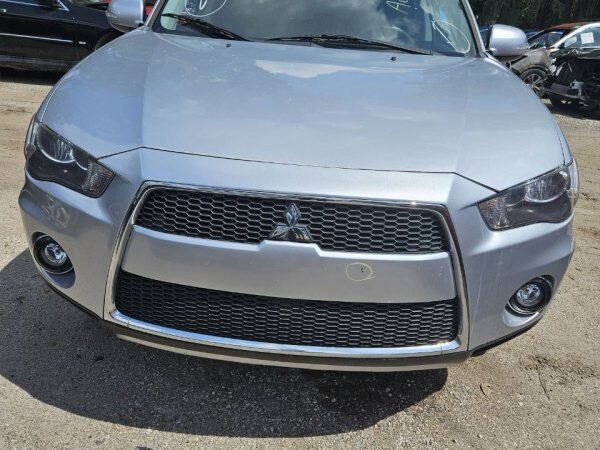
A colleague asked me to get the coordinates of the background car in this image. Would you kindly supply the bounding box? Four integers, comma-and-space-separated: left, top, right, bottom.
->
546, 48, 600, 110
528, 21, 600, 51
528, 24, 575, 49
523, 28, 541, 38
551, 22, 600, 53
509, 48, 552, 98
479, 25, 490, 43
0, 0, 154, 72
480, 24, 551, 97
505, 22, 600, 98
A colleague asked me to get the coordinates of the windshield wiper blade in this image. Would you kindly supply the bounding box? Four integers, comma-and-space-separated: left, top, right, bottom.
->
84, 3, 108, 10
267, 34, 431, 55
162, 13, 249, 41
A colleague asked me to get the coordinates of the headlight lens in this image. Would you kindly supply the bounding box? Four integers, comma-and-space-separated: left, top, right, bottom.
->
24, 118, 114, 197
479, 161, 579, 230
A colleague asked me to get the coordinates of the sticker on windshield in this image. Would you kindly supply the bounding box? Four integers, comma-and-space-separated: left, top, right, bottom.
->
185, 0, 228, 17
580, 32, 595, 45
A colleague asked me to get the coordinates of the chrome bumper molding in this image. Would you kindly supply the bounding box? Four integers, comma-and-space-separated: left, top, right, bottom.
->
103, 182, 470, 360
112, 310, 461, 358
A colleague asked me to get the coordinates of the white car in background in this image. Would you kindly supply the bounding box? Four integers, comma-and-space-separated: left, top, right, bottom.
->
551, 22, 600, 52
528, 22, 600, 52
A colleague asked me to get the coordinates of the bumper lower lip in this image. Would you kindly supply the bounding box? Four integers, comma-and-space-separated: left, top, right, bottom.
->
104, 317, 469, 372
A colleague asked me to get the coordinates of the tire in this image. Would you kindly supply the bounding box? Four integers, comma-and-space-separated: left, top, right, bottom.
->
520, 68, 547, 98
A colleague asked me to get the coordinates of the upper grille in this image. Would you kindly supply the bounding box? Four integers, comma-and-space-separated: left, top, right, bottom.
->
135, 189, 447, 254
116, 271, 459, 348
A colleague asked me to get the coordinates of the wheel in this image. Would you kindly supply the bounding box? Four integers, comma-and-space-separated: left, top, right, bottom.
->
520, 68, 546, 98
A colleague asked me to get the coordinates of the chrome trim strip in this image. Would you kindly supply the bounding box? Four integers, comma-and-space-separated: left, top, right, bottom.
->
103, 182, 470, 359
460, 0, 485, 56
0, 32, 72, 43
0, 0, 69, 10
117, 312, 454, 358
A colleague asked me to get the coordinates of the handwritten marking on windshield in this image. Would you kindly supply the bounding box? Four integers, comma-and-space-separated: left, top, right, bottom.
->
432, 20, 471, 53
386, 1, 410, 14
186, 0, 228, 17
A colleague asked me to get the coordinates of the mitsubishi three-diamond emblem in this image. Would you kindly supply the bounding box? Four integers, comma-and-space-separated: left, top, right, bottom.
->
268, 203, 312, 243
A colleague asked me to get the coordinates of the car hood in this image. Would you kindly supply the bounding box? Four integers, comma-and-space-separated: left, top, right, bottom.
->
41, 29, 566, 191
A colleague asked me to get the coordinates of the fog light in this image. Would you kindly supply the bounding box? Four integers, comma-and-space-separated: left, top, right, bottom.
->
33, 235, 73, 274
508, 278, 552, 315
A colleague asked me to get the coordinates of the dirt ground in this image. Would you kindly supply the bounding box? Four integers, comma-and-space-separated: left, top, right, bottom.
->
0, 70, 599, 450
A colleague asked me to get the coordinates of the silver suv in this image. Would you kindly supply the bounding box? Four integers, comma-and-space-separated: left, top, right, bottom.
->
20, 0, 578, 371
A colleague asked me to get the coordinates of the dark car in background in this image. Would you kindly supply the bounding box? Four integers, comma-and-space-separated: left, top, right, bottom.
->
480, 24, 550, 97
523, 28, 542, 38
546, 48, 600, 110
509, 47, 551, 97
479, 25, 490, 43
0, 0, 152, 72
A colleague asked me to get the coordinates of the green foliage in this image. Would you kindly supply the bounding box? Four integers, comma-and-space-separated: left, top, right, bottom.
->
470, 0, 600, 27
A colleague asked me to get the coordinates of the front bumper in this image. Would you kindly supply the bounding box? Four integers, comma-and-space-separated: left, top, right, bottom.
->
19, 148, 575, 371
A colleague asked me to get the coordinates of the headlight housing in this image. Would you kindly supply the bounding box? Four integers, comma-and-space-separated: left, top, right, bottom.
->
24, 118, 114, 197
479, 162, 579, 230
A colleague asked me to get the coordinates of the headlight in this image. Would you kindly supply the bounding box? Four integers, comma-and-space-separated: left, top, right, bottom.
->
479, 162, 579, 230
24, 118, 114, 197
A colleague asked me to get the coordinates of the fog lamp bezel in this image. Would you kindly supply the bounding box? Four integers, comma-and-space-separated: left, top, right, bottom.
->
33, 235, 74, 275
508, 277, 553, 315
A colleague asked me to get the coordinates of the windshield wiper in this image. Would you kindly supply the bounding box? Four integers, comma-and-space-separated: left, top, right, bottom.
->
266, 34, 431, 55
84, 3, 109, 10
162, 13, 249, 41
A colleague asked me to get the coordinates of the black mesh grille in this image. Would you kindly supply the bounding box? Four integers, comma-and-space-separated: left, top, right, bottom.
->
115, 271, 459, 348
135, 189, 447, 254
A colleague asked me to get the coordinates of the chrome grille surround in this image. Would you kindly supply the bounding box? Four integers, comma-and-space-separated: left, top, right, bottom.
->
103, 182, 469, 359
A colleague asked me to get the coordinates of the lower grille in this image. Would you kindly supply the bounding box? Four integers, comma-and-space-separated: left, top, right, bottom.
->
115, 271, 459, 348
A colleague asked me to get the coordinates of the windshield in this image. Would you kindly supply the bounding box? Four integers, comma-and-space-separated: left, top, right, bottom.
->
528, 30, 566, 49
154, 0, 477, 56
563, 26, 600, 49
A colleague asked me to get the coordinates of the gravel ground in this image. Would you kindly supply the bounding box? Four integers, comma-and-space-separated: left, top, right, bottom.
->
0, 71, 599, 450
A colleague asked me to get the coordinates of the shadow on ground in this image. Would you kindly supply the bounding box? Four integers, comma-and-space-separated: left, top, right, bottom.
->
0, 69, 61, 86
0, 251, 446, 438
545, 101, 600, 120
